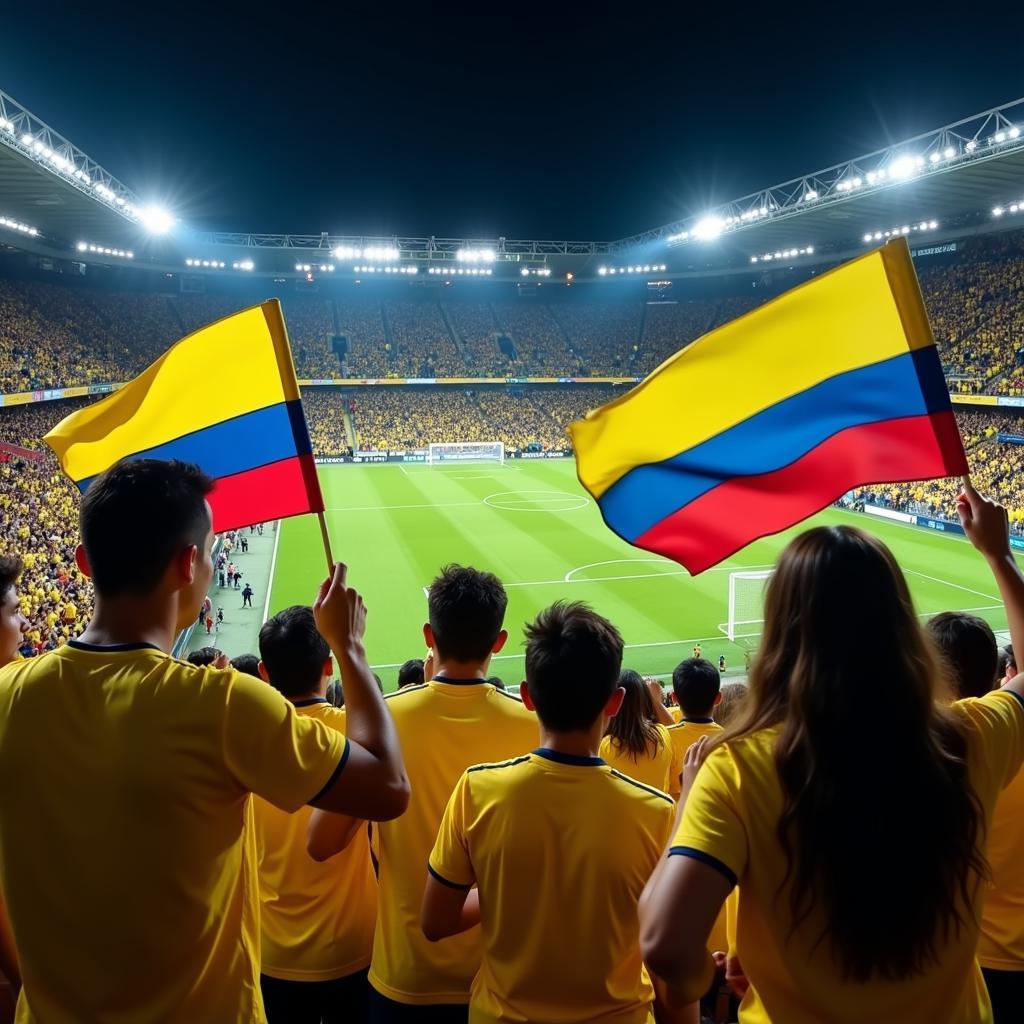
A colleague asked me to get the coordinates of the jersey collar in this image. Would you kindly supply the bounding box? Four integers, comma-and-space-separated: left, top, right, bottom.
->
432, 675, 488, 686
681, 717, 715, 724
67, 640, 163, 653
293, 697, 330, 707
533, 747, 605, 767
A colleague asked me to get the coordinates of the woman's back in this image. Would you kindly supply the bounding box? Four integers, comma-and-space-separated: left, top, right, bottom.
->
676, 688, 1024, 1024
599, 724, 674, 791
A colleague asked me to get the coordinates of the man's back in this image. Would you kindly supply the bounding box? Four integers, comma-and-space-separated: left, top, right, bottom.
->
0, 641, 344, 1024
369, 679, 536, 1005
429, 750, 675, 1024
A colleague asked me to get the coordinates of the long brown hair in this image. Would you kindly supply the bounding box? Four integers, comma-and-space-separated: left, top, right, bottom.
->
717, 525, 986, 980
605, 669, 664, 761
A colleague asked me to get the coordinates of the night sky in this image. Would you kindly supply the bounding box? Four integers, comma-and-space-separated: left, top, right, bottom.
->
2, 2, 1022, 240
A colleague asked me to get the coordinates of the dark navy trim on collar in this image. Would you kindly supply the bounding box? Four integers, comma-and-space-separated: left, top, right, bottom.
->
533, 747, 605, 767
67, 640, 163, 653
293, 697, 330, 707
681, 717, 715, 724
432, 675, 487, 686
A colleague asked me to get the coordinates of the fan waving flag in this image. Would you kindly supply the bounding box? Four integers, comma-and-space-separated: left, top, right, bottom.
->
45, 299, 324, 534
569, 238, 967, 575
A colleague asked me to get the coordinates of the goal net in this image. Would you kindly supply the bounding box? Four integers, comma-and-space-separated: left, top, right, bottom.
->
725, 570, 773, 642
427, 441, 505, 465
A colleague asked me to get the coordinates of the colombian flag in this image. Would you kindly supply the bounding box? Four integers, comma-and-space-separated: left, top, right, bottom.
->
45, 300, 324, 533
569, 238, 967, 574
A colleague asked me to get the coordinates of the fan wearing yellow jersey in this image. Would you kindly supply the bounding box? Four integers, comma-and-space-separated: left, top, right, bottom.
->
599, 669, 675, 790
309, 565, 537, 1023
253, 605, 378, 1024
926, 614, 1024, 1024
0, 460, 409, 1024
666, 658, 723, 800
422, 600, 691, 1024
641, 483, 1024, 1024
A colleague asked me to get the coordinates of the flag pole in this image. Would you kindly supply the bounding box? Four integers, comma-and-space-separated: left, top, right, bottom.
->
317, 510, 334, 572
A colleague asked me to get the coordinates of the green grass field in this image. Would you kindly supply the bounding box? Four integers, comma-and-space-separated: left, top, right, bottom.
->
265, 460, 1011, 688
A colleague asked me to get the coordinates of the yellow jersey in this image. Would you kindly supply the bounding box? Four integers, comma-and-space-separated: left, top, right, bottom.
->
978, 740, 1024, 970
0, 640, 347, 1024
669, 707, 683, 724
672, 689, 1024, 1024
254, 700, 377, 981
369, 679, 538, 1005
429, 748, 674, 1023
599, 723, 674, 791
666, 719, 724, 800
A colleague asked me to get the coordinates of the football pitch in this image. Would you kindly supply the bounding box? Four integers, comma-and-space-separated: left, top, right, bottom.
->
265, 460, 1011, 688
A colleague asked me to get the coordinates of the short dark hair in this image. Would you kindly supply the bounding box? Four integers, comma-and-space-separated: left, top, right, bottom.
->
0, 554, 23, 602
187, 646, 221, 667
259, 606, 330, 697
524, 601, 623, 732
926, 612, 998, 700
80, 459, 214, 596
487, 676, 506, 691
1004, 643, 1016, 673
397, 659, 425, 688
230, 653, 261, 678
326, 680, 344, 707
428, 565, 507, 662
672, 658, 722, 717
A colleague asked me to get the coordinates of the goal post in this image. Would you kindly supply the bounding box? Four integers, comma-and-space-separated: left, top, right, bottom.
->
427, 441, 505, 465
725, 570, 773, 642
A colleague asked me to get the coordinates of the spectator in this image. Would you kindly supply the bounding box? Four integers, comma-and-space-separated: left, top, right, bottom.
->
640, 489, 1024, 1023
310, 564, 536, 1022
422, 600, 684, 1024
230, 653, 261, 678
598, 668, 674, 791
0, 459, 408, 1022
254, 606, 377, 1024
397, 658, 425, 689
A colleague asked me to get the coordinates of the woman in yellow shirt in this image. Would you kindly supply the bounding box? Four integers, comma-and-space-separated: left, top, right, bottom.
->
641, 480, 1024, 1024
599, 669, 673, 792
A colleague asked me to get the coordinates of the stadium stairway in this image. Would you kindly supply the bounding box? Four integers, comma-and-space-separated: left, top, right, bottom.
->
184, 523, 280, 664
438, 302, 469, 362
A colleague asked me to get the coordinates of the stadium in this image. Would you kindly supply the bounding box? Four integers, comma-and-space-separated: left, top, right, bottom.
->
2, 14, 1024, 1023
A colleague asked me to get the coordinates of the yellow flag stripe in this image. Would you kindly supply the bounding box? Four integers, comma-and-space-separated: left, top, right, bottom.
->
45, 301, 292, 483
569, 241, 930, 499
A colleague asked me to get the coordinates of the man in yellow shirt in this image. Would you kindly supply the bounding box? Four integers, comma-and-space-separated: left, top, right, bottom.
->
254, 604, 377, 1023
666, 658, 723, 799
0, 459, 409, 1024
311, 565, 536, 1022
422, 600, 682, 1024
927, 616, 1024, 1022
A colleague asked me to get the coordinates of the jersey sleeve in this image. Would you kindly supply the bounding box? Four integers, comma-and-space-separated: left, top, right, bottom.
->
669, 746, 746, 888
956, 688, 1024, 793
222, 672, 348, 812
428, 771, 476, 890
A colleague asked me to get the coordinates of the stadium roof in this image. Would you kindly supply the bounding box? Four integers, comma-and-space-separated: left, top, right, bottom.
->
610, 96, 1024, 260
1, 88, 1023, 280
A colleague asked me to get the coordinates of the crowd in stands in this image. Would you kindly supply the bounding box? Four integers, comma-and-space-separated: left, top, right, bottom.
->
2, 453, 1024, 1024
0, 400, 95, 654
3, 229, 1024, 391
385, 301, 464, 378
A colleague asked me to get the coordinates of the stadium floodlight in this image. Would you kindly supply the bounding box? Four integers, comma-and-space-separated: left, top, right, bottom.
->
943, 146, 955, 159
966, 140, 977, 152
994, 207, 1005, 216
363, 246, 399, 261
333, 246, 361, 259
888, 155, 917, 179
666, 230, 689, 243
995, 131, 1007, 143
232, 260, 254, 271
1011, 127, 1021, 139
598, 266, 607, 275
692, 215, 724, 241
804, 190, 818, 201
139, 205, 174, 234
456, 247, 496, 263
929, 151, 941, 163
